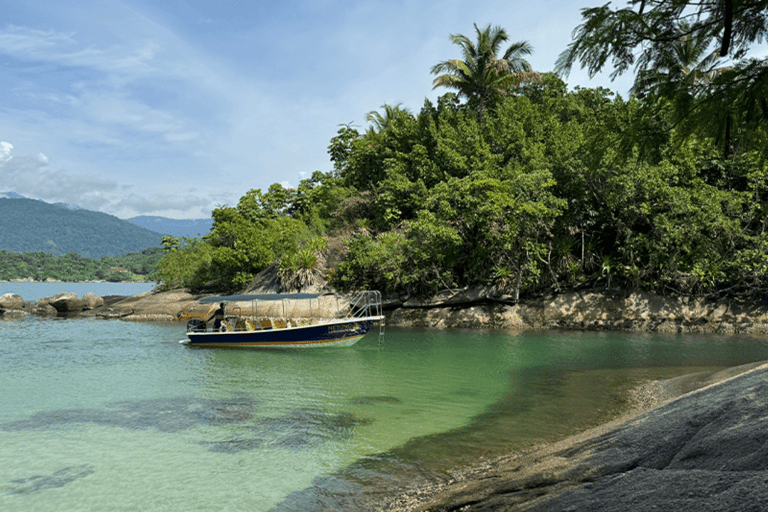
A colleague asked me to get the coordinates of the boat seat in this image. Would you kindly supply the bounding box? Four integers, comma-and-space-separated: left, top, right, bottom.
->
260, 318, 273, 330
273, 319, 287, 329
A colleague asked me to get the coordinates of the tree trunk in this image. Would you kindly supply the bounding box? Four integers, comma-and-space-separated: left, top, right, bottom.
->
720, 0, 733, 57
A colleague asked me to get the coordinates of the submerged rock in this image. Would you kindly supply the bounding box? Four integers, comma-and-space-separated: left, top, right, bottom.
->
6, 465, 95, 495
203, 408, 374, 454
349, 396, 402, 405
0, 395, 256, 433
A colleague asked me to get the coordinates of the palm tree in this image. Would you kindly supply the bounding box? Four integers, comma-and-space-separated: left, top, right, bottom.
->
431, 23, 536, 121
365, 103, 413, 135
632, 21, 738, 156
632, 21, 725, 101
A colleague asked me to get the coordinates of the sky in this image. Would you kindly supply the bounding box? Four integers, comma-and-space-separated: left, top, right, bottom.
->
0, 0, 637, 220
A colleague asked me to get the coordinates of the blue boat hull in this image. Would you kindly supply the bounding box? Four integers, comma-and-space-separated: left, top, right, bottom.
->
182, 318, 378, 348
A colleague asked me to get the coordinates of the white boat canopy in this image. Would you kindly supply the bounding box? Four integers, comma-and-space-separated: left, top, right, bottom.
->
198, 293, 334, 304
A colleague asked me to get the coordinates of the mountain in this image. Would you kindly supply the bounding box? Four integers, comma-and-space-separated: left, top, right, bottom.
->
126, 216, 213, 238
0, 191, 26, 199
0, 197, 163, 258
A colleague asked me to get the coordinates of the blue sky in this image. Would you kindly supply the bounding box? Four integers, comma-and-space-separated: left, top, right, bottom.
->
0, 0, 636, 219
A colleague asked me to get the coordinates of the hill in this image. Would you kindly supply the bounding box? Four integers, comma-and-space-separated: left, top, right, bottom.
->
0, 198, 162, 258
126, 215, 213, 238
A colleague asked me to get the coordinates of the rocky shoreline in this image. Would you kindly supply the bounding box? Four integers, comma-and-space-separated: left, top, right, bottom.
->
382, 361, 768, 511
4, 287, 768, 335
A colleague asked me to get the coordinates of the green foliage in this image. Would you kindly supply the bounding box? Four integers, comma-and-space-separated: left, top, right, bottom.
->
331, 233, 409, 293
0, 248, 162, 282
277, 237, 325, 291
556, 0, 768, 159
289, 171, 354, 231
152, 238, 213, 289
431, 23, 536, 120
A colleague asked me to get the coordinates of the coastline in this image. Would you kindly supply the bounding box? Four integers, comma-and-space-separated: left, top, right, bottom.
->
4, 286, 768, 510
382, 361, 768, 511
4, 286, 768, 334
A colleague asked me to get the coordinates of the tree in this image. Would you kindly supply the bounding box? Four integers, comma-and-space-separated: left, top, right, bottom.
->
556, 0, 768, 157
365, 103, 414, 135
431, 23, 536, 121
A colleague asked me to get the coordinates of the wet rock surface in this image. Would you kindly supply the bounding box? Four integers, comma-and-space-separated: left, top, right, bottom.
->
388, 290, 768, 334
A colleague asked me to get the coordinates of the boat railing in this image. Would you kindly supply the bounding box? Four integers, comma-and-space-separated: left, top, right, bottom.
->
335, 291, 384, 320
333, 291, 384, 344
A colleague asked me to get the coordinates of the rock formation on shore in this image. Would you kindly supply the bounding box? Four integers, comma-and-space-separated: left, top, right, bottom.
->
4, 287, 768, 335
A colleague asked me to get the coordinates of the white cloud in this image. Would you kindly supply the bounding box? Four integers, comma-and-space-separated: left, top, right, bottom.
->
0, 141, 219, 218
0, 141, 13, 163
0, 141, 117, 206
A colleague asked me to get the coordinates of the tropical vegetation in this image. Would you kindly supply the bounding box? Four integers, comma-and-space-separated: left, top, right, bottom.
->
153, 3, 768, 301
0, 249, 162, 282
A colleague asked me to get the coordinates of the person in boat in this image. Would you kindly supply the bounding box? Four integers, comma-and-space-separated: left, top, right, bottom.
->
208, 302, 225, 330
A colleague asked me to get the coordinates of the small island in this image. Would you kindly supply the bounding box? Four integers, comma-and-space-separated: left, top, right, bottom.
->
3, 1, 768, 510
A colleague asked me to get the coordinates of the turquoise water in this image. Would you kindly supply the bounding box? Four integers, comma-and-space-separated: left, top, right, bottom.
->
2, 317, 768, 511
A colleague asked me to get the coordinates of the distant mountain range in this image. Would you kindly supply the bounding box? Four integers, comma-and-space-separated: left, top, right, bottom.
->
0, 193, 210, 258
125, 215, 213, 238
0, 192, 26, 199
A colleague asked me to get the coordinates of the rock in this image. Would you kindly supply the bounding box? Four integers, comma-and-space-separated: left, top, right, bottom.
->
0, 293, 25, 311
49, 293, 87, 313
400, 286, 515, 308
110, 289, 201, 322
387, 290, 768, 334
81, 293, 104, 310
403, 287, 487, 308
33, 302, 58, 316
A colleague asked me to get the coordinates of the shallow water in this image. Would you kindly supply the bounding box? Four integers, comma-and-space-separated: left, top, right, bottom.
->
2, 318, 768, 511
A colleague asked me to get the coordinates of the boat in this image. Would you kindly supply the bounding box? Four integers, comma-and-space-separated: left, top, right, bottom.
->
180, 291, 384, 348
